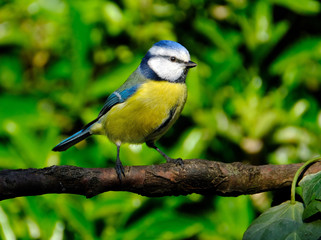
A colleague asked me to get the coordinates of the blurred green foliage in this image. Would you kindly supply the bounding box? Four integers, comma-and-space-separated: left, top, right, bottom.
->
0, 0, 321, 239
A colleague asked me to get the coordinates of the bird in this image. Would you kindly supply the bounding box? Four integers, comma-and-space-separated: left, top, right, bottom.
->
52, 40, 197, 180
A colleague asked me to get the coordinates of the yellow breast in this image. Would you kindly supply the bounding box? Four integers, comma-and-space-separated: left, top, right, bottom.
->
102, 80, 187, 144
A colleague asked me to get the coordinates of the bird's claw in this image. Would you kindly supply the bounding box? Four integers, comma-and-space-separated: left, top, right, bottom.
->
166, 157, 184, 166
115, 160, 125, 181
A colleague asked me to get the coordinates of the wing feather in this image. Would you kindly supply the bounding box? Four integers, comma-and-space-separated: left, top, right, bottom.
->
98, 85, 139, 118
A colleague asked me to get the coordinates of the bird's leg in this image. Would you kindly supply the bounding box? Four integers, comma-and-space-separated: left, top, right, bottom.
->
115, 144, 125, 180
146, 141, 183, 165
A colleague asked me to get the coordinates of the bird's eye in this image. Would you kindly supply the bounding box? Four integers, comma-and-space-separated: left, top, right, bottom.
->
170, 56, 176, 62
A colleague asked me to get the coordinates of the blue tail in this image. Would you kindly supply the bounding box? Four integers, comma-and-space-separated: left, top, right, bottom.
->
52, 128, 92, 152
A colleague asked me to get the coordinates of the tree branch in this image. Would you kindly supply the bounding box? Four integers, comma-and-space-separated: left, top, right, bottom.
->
1, 159, 320, 201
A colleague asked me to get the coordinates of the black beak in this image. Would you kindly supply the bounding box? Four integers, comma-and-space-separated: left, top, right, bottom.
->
185, 60, 197, 68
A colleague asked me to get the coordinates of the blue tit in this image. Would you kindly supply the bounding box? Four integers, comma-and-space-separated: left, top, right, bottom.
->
53, 40, 197, 180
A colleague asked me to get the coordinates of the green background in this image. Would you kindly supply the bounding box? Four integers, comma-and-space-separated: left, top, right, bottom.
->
1, 0, 321, 239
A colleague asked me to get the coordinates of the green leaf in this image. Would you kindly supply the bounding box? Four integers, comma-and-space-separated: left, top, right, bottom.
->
284, 232, 302, 240
299, 171, 321, 220
299, 171, 321, 204
296, 220, 321, 239
270, 0, 321, 15
244, 201, 321, 240
0, 56, 23, 89
116, 208, 201, 240
302, 200, 321, 220
270, 37, 321, 75
243, 201, 303, 240
45, 59, 71, 80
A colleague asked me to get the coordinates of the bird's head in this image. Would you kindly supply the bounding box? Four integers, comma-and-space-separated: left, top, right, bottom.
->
140, 40, 197, 83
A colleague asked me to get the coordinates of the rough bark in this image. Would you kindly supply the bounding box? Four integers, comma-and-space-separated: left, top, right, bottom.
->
0, 159, 320, 201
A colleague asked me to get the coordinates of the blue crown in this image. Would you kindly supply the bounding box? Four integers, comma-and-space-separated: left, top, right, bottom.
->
153, 40, 187, 51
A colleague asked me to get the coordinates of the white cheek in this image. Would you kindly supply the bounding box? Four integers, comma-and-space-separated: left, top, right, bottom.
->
148, 58, 183, 82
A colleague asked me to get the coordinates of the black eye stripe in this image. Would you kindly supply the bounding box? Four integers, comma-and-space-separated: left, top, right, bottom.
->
149, 54, 185, 63
165, 55, 184, 63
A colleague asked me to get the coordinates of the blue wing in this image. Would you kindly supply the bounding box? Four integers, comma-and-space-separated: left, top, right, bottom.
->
52, 68, 147, 152
52, 85, 140, 152
97, 84, 139, 118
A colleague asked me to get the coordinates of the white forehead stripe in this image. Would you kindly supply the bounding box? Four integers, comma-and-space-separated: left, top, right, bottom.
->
148, 46, 190, 62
